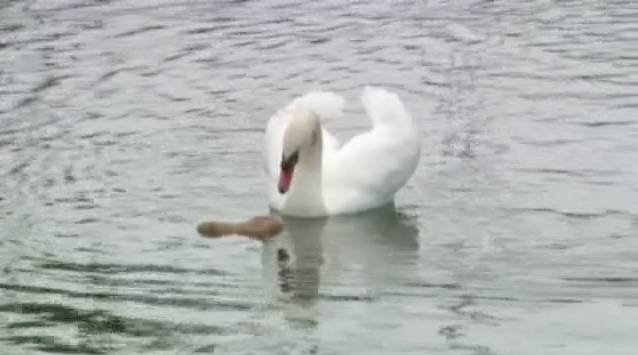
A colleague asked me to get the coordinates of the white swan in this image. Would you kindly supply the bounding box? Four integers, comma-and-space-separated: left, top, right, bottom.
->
264, 87, 421, 217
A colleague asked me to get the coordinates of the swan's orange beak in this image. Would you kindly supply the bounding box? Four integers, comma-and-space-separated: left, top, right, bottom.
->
278, 168, 294, 194
278, 151, 298, 194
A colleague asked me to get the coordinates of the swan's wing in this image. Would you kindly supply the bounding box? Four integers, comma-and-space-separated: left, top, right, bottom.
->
361, 86, 415, 130
325, 87, 421, 207
264, 91, 345, 177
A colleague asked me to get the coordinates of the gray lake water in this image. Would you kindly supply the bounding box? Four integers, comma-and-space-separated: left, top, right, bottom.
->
1, 0, 637, 354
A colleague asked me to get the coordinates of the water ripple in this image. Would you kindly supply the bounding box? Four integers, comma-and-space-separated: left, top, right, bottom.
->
1, 0, 637, 354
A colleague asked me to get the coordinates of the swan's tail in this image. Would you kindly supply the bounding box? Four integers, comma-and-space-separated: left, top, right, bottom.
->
361, 86, 413, 128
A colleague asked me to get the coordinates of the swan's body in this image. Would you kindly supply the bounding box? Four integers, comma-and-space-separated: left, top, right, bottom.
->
265, 87, 421, 217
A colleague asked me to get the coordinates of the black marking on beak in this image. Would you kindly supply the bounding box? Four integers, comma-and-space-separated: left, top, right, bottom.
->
280, 151, 299, 170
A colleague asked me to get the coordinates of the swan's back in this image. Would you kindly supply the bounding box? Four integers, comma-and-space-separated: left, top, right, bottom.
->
323, 87, 421, 214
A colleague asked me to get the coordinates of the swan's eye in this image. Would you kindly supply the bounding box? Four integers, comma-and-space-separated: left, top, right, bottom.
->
280, 151, 299, 170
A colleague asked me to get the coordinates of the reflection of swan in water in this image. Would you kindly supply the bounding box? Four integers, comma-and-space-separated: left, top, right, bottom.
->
260, 205, 419, 304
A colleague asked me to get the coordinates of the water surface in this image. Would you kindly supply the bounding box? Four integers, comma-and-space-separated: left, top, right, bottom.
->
1, 0, 637, 354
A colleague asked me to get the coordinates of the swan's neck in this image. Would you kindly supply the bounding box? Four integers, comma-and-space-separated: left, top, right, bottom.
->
284, 131, 325, 216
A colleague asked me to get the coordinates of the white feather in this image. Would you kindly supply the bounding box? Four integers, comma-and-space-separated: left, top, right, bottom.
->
265, 87, 421, 217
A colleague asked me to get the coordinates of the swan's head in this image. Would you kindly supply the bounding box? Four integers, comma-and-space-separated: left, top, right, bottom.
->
278, 106, 321, 194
